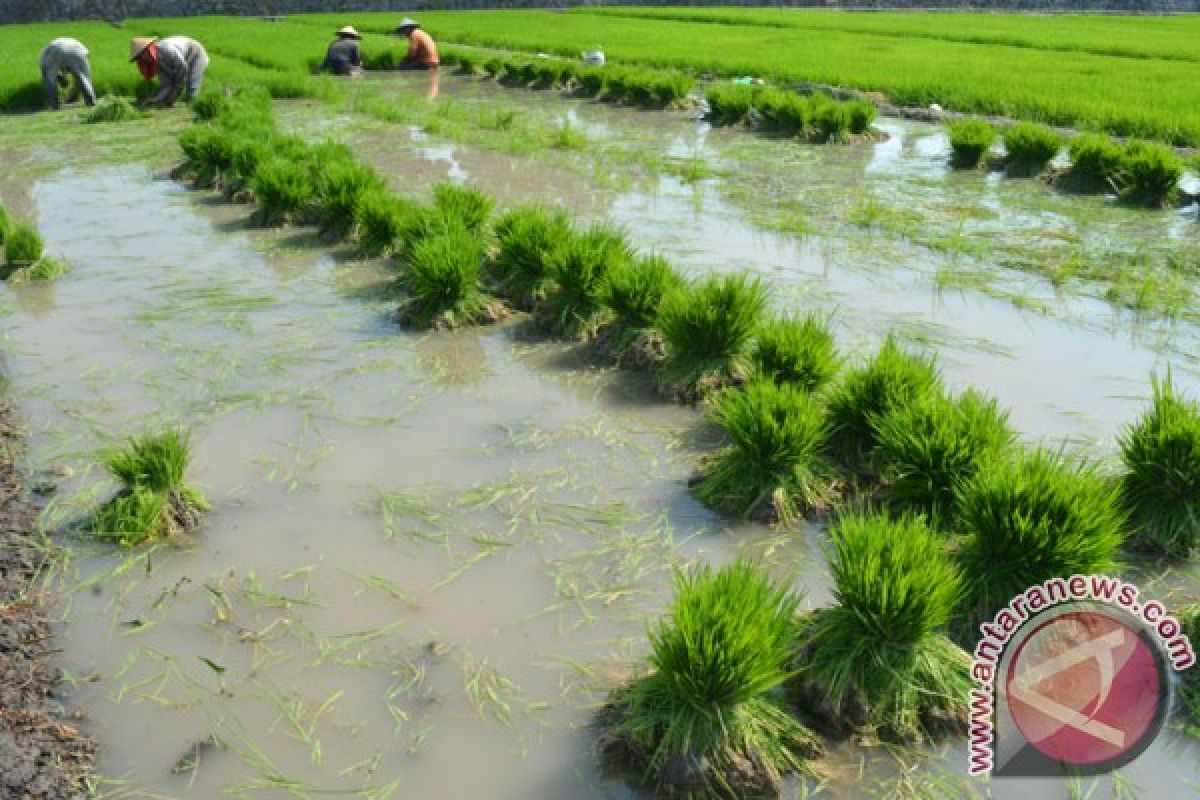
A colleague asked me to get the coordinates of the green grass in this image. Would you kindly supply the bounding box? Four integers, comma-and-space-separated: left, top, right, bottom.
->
750, 313, 840, 394
1002, 122, 1063, 175
541, 224, 634, 339
874, 389, 1015, 526
83, 96, 146, 124
825, 336, 943, 473
955, 449, 1127, 632
692, 379, 834, 524
1118, 376, 1200, 559
603, 560, 819, 796
4, 223, 44, 266
401, 229, 494, 329
489, 205, 573, 310
794, 511, 970, 742
947, 119, 996, 168
657, 273, 767, 401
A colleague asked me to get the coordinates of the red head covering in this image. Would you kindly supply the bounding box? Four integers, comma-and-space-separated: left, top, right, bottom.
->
137, 42, 159, 82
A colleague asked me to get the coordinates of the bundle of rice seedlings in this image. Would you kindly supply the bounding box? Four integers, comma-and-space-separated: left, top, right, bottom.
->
4, 223, 44, 267
825, 335, 942, 473
177, 125, 237, 188
658, 274, 767, 402
1118, 376, 1200, 558
847, 101, 877, 135
251, 157, 316, 225
489, 205, 572, 310
704, 84, 760, 126
755, 90, 809, 136
601, 560, 821, 798
874, 389, 1015, 525
0, 205, 10, 246
598, 253, 683, 365
750, 313, 840, 393
1182, 604, 1200, 732
947, 119, 996, 168
793, 511, 970, 742
83, 96, 144, 124
313, 158, 386, 238
693, 380, 835, 523
531, 59, 571, 89
92, 428, 208, 547
1118, 140, 1183, 208
433, 182, 494, 235
354, 187, 420, 257
400, 230, 502, 329
811, 98, 851, 143
575, 67, 606, 96
638, 70, 694, 109
190, 89, 230, 121
956, 449, 1127, 632
8, 256, 69, 284
1065, 133, 1125, 192
541, 225, 635, 339
1002, 122, 1063, 176
227, 136, 274, 194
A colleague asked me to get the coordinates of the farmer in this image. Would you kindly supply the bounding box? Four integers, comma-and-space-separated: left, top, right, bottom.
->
323, 26, 364, 76
395, 18, 439, 70
130, 36, 210, 108
40, 37, 97, 110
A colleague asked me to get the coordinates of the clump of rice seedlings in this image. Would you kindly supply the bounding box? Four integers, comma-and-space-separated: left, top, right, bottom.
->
531, 59, 571, 89
190, 89, 229, 121
93, 428, 208, 547
811, 98, 852, 143
314, 158, 386, 238
599, 253, 683, 364
432, 182, 493, 236
83, 96, 144, 124
1002, 122, 1063, 175
489, 205, 572, 310
541, 225, 634, 339
756, 90, 809, 136
1118, 376, 1200, 559
1118, 140, 1183, 208
1182, 605, 1200, 732
825, 336, 943, 473
693, 380, 834, 523
1065, 133, 1125, 192
551, 118, 586, 150
750, 313, 840, 394
947, 119, 996, 168
704, 83, 760, 126
956, 449, 1127, 632
10, 256, 69, 284
4, 223, 44, 267
575, 67, 606, 96
637, 70, 694, 109
601, 560, 821, 798
793, 511, 970, 741
177, 125, 237, 188
847, 100, 877, 135
400, 230, 502, 330
354, 187, 418, 257
251, 157, 316, 225
658, 273, 767, 402
0, 205, 10, 245
874, 389, 1015, 525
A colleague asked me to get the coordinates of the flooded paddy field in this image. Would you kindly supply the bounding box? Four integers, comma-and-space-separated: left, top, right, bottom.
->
1, 72, 1198, 799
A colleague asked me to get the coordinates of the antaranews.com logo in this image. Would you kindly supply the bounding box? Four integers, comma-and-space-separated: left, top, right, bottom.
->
968, 574, 1195, 777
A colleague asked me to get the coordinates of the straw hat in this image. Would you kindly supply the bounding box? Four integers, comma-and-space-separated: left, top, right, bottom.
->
395, 18, 420, 33
129, 36, 155, 62
336, 26, 361, 40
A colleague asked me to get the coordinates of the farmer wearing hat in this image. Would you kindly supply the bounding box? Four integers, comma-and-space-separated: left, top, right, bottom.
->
40, 37, 97, 110
130, 35, 210, 108
395, 18, 439, 70
323, 26, 364, 76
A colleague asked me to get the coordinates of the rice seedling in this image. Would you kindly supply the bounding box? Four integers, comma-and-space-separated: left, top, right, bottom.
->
1117, 140, 1183, 208
432, 182, 494, 236
0, 205, 10, 245
1118, 376, 1200, 559
354, 187, 419, 257
750, 313, 840, 394
811, 98, 852, 143
1065, 133, 1125, 192
251, 157, 316, 225
601, 560, 820, 798
955, 449, 1127, 633
551, 118, 586, 149
755, 90, 809, 136
177, 125, 238, 188
657, 273, 767, 401
541, 224, 635, 339
692, 379, 835, 523
947, 119, 996, 168
4, 223, 43, 266
599, 253, 683, 359
10, 256, 69, 284
489, 205, 573, 310
873, 389, 1015, 526
793, 511, 970, 742
1182, 604, 1200, 734
191, 89, 230, 121
847, 100, 877, 135
824, 335, 943, 473
83, 96, 144, 124
575, 66, 607, 96
400, 229, 501, 330
91, 487, 170, 548
313, 159, 386, 239
1002, 122, 1063, 175
704, 83, 761, 126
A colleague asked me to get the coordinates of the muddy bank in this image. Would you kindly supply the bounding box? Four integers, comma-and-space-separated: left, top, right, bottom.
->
0, 390, 94, 800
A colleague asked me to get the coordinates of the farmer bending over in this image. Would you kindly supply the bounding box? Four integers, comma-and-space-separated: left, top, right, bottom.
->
40, 37, 97, 110
130, 36, 210, 108
395, 18, 438, 70
323, 26, 363, 76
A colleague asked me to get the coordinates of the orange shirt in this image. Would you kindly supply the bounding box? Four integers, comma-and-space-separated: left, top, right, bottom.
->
406, 29, 439, 67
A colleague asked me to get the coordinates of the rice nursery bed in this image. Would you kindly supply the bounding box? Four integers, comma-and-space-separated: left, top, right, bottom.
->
1, 21, 1199, 800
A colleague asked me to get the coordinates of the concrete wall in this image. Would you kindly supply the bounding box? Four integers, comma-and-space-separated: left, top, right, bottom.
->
1, 0, 1196, 24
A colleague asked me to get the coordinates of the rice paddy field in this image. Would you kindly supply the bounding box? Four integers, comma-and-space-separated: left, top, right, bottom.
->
1, 8, 1199, 800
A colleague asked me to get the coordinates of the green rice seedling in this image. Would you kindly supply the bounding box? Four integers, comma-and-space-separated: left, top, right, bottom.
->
750, 313, 840, 393
1118, 376, 1200, 558
576, 67, 606, 96
489, 205, 572, 310
481, 56, 507, 79
704, 83, 760, 126
1065, 133, 1125, 192
847, 100, 877, 135
4, 223, 43, 267
600, 253, 684, 349
811, 97, 852, 143
1182, 604, 1200, 733
956, 449, 1127, 632
542, 225, 635, 339
1002, 122, 1063, 175
825, 335, 943, 472
15, 256, 69, 284
874, 389, 1015, 525
640, 70, 694, 108
83, 96, 144, 124
947, 119, 996, 168
693, 380, 834, 523
602, 560, 820, 797
106, 428, 198, 497
1118, 140, 1183, 208
658, 273, 768, 400
354, 187, 421, 257
755, 89, 809, 136
191, 89, 230, 121
91, 487, 169, 548
531, 59, 571, 89
251, 157, 316, 225
794, 511, 970, 741
227, 136, 274, 192
177, 125, 237, 188
314, 160, 387, 239
433, 182, 494, 236
401, 230, 498, 329
0, 205, 10, 246
551, 119, 586, 150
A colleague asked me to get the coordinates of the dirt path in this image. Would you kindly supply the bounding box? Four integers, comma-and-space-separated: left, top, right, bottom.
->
0, 386, 95, 800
